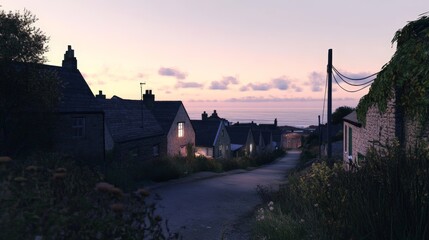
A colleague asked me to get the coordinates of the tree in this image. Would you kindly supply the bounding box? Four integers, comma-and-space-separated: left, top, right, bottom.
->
332, 106, 354, 125
0, 8, 60, 156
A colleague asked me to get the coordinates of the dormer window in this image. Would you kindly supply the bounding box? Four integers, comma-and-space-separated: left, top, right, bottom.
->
178, 122, 184, 137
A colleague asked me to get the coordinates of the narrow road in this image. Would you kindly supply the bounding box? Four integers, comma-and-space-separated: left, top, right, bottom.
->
151, 150, 300, 240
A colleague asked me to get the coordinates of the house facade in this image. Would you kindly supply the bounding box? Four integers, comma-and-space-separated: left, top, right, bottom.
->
226, 126, 256, 157
52, 46, 104, 163
192, 118, 231, 159
144, 90, 195, 157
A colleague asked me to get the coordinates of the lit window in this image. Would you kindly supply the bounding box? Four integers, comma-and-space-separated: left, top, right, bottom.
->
250, 143, 253, 153
72, 117, 85, 138
178, 122, 184, 137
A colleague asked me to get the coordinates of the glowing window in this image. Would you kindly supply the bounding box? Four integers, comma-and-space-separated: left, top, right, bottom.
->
178, 122, 184, 137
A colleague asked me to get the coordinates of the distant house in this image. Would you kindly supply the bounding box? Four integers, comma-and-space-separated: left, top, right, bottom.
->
226, 126, 256, 157
95, 95, 165, 161
283, 132, 302, 149
252, 130, 273, 153
51, 46, 104, 163
143, 90, 195, 157
191, 117, 231, 159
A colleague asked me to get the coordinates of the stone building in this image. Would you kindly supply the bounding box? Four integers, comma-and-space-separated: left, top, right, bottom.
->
191, 118, 231, 159
226, 126, 256, 157
52, 46, 104, 163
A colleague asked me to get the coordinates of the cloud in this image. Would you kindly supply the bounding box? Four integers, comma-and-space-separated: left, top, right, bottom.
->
175, 81, 203, 89
239, 76, 293, 91
158, 67, 187, 80
308, 71, 325, 92
292, 84, 303, 92
271, 77, 290, 90
223, 96, 356, 102
209, 76, 239, 90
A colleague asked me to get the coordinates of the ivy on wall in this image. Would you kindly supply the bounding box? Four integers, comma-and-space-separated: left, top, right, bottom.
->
356, 15, 429, 126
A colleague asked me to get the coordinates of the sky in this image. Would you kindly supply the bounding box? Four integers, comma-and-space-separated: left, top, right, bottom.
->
1, 1, 428, 124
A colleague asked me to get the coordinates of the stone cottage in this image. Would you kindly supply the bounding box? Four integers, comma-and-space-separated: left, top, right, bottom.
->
343, 16, 429, 167
191, 117, 231, 159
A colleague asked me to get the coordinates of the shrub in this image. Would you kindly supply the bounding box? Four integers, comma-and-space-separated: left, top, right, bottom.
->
0, 153, 178, 240
254, 144, 429, 240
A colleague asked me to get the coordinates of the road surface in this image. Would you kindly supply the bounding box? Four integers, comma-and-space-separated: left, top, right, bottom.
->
151, 150, 300, 240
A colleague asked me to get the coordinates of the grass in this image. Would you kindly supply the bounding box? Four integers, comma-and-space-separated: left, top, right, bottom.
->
105, 149, 286, 191
253, 143, 429, 240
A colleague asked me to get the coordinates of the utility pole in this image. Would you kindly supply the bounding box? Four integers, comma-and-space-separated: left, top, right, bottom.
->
140, 82, 146, 128
327, 49, 333, 160
318, 115, 321, 160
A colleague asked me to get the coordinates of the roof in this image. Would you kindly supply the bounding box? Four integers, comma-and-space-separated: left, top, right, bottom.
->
343, 111, 362, 127
191, 120, 221, 147
97, 98, 163, 143
226, 126, 252, 145
150, 101, 183, 133
261, 131, 272, 145
11, 62, 100, 113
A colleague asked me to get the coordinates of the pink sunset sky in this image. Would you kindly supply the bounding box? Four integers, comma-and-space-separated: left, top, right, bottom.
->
1, 1, 427, 112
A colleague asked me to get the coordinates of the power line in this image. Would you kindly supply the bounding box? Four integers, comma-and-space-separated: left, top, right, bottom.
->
333, 67, 375, 86
333, 74, 372, 93
333, 66, 379, 81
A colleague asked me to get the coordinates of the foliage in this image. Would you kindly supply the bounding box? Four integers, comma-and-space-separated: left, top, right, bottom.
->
253, 144, 429, 239
0, 8, 60, 156
0, 153, 178, 239
332, 106, 354, 125
105, 150, 285, 191
357, 15, 429, 125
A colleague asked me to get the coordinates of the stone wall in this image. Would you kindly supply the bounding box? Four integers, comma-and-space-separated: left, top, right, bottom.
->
343, 97, 397, 164
53, 113, 104, 163
114, 134, 166, 161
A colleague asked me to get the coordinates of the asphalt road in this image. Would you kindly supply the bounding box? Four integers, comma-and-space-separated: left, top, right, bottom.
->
150, 150, 301, 240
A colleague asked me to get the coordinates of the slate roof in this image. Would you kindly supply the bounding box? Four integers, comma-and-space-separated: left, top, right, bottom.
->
11, 63, 100, 113
226, 126, 252, 145
261, 131, 272, 145
96, 98, 163, 143
53, 65, 100, 113
191, 120, 221, 147
343, 111, 361, 127
150, 101, 183, 133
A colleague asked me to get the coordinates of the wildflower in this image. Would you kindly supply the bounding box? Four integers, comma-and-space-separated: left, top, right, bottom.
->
14, 177, 27, 182
268, 201, 274, 207
53, 172, 67, 180
25, 165, 38, 171
55, 167, 67, 173
269, 206, 274, 211
135, 188, 150, 197
0, 156, 12, 163
110, 203, 125, 213
95, 182, 115, 192
314, 203, 319, 207
300, 219, 305, 223
109, 187, 124, 198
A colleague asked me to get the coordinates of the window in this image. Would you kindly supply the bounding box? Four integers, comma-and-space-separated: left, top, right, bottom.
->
153, 144, 160, 157
344, 124, 348, 152
249, 143, 253, 153
128, 147, 139, 159
348, 127, 353, 155
178, 122, 184, 137
72, 117, 85, 138
219, 145, 223, 157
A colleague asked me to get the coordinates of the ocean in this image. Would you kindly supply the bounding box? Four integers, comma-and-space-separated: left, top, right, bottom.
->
184, 99, 359, 128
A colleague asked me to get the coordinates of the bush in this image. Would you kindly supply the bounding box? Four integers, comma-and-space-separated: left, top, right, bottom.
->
254, 144, 429, 239
0, 153, 178, 240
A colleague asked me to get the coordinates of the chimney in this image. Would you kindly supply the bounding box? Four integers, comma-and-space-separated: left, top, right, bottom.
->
211, 110, 219, 119
62, 45, 77, 70
274, 118, 278, 127
202, 111, 208, 120
143, 89, 155, 108
96, 90, 106, 99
